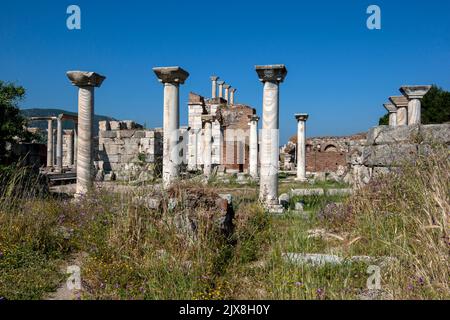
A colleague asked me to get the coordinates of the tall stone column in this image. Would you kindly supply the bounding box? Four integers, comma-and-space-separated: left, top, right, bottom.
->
67, 71, 106, 196
248, 115, 259, 179
67, 130, 74, 167
230, 88, 236, 105
73, 125, 78, 168
153, 66, 189, 187
400, 85, 431, 125
295, 113, 309, 181
47, 119, 54, 167
56, 116, 63, 172
255, 64, 287, 210
383, 103, 398, 127
224, 84, 231, 102
217, 81, 225, 98
211, 76, 219, 99
389, 96, 409, 126
202, 115, 215, 178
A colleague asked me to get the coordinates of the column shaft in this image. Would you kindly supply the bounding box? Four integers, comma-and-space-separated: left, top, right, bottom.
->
163, 83, 180, 186
56, 118, 63, 172
408, 99, 421, 125
296, 120, 307, 181
389, 112, 397, 127
249, 119, 258, 178
47, 120, 53, 167
397, 107, 408, 126
203, 121, 212, 177
68, 130, 74, 167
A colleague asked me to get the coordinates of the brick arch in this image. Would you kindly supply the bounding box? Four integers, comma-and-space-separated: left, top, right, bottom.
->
324, 144, 338, 152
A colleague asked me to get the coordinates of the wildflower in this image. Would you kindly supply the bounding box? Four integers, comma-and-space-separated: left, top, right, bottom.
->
294, 282, 302, 287
418, 277, 425, 286
316, 288, 325, 299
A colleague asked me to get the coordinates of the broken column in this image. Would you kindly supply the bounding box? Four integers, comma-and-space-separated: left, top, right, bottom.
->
56, 116, 63, 172
217, 81, 225, 98
47, 119, 53, 167
400, 85, 431, 125
295, 113, 309, 181
248, 115, 259, 179
383, 103, 398, 127
211, 76, 219, 99
224, 84, 231, 102
230, 88, 236, 105
202, 115, 215, 178
66, 71, 106, 196
255, 64, 287, 210
389, 96, 409, 126
153, 66, 189, 187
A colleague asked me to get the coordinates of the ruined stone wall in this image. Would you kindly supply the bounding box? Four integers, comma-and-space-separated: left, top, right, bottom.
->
348, 124, 450, 187
95, 120, 163, 181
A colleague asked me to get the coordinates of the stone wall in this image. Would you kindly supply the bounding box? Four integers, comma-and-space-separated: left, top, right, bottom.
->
348, 124, 450, 187
95, 120, 163, 182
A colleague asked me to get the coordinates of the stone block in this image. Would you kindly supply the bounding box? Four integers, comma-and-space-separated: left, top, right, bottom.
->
326, 188, 354, 196
290, 188, 325, 196
98, 120, 110, 131
117, 130, 136, 139
366, 125, 420, 145
362, 144, 418, 167
420, 124, 450, 144
100, 130, 117, 139
109, 121, 124, 131
279, 193, 290, 208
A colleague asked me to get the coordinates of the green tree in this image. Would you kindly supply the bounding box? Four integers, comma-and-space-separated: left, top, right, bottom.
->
0, 81, 32, 165
379, 85, 450, 125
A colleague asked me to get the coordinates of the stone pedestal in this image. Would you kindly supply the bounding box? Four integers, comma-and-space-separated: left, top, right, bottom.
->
211, 76, 219, 99
295, 113, 309, 181
67, 71, 106, 196
389, 96, 409, 126
400, 86, 431, 125
56, 117, 63, 172
255, 64, 287, 209
202, 115, 215, 178
383, 103, 397, 127
153, 66, 189, 188
248, 115, 259, 179
47, 119, 53, 167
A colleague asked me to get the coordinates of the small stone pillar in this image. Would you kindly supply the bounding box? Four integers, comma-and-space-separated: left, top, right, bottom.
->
400, 85, 431, 125
153, 66, 189, 187
211, 76, 219, 99
202, 115, 215, 178
47, 119, 53, 167
217, 81, 225, 98
295, 113, 309, 181
389, 96, 409, 126
383, 103, 398, 127
73, 125, 78, 168
67, 71, 106, 196
224, 84, 231, 102
230, 88, 236, 105
67, 130, 74, 167
255, 64, 287, 210
248, 115, 259, 179
56, 116, 63, 172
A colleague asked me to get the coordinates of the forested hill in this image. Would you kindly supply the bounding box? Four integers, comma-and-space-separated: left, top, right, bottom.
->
21, 108, 116, 136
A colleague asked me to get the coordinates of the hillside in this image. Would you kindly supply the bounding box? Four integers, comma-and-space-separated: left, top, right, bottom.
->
21, 108, 116, 136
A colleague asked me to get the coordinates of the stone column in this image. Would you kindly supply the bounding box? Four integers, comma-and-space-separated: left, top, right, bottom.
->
202, 115, 215, 178
230, 88, 236, 105
73, 125, 78, 168
217, 81, 225, 98
153, 66, 189, 187
67, 71, 106, 196
389, 96, 409, 126
248, 115, 259, 179
224, 84, 231, 102
295, 114, 309, 181
211, 76, 219, 99
47, 119, 54, 167
383, 103, 397, 127
400, 85, 431, 125
67, 129, 74, 167
56, 116, 63, 172
255, 64, 287, 210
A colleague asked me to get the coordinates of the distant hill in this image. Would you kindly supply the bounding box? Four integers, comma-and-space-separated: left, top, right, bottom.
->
21, 108, 116, 136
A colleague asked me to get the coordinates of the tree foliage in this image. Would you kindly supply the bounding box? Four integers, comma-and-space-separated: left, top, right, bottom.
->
379, 85, 450, 125
0, 81, 32, 165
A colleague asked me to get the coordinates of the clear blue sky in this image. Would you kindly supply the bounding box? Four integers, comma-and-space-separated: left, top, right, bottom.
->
1, 0, 449, 143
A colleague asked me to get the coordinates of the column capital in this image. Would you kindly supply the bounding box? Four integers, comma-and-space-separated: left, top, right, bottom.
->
67, 71, 106, 87
223, 84, 231, 89
383, 103, 397, 113
217, 80, 225, 86
400, 85, 432, 100
255, 64, 287, 83
230, 88, 237, 93
389, 96, 409, 108
295, 113, 309, 122
153, 66, 189, 84
210, 75, 219, 81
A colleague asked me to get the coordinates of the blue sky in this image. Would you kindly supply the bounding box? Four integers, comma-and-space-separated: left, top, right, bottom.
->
1, 0, 449, 143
